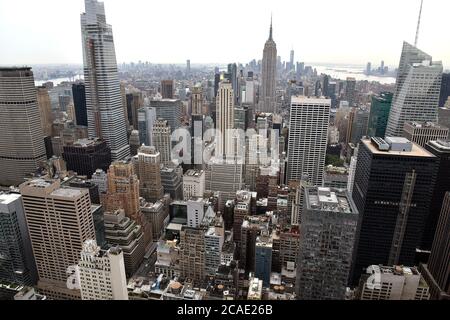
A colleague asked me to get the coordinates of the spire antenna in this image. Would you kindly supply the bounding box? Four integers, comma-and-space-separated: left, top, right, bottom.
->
269, 14, 273, 40
414, 0, 424, 47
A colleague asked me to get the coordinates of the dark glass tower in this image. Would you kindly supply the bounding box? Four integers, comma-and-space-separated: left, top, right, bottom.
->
439, 73, 450, 108
367, 92, 393, 138
422, 140, 450, 250
351, 137, 437, 284
72, 82, 87, 127
62, 138, 111, 178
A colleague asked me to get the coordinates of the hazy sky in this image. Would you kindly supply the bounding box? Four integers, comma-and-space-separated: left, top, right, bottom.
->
0, 0, 449, 68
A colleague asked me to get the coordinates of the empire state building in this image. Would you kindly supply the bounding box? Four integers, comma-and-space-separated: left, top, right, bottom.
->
259, 18, 277, 113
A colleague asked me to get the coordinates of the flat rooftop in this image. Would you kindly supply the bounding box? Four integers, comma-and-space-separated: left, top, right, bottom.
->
51, 187, 84, 198
291, 96, 331, 105
363, 138, 434, 158
0, 192, 21, 205
306, 187, 354, 214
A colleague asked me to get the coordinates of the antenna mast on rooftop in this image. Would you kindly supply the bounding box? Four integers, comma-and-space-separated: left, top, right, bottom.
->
414, 0, 424, 47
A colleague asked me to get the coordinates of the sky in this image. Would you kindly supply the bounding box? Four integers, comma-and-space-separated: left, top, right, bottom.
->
0, 0, 449, 68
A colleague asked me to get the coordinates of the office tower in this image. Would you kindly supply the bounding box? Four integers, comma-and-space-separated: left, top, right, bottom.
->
439, 73, 450, 108
357, 265, 430, 300
91, 168, 108, 193
385, 42, 442, 137
129, 130, 140, 156
367, 92, 393, 137
289, 50, 295, 71
351, 137, 437, 284
62, 138, 111, 178
259, 18, 277, 113
78, 240, 128, 300
36, 86, 53, 137
438, 105, 450, 129
186, 60, 191, 78
205, 158, 244, 211
0, 193, 37, 286
234, 106, 248, 131
244, 79, 256, 105
104, 209, 145, 276
233, 190, 252, 245
138, 106, 156, 147
190, 85, 203, 115
101, 162, 139, 221
132, 145, 164, 202
214, 73, 221, 98
216, 81, 235, 157
160, 165, 183, 200
403, 121, 449, 148
420, 192, 450, 299
191, 113, 204, 167
296, 187, 358, 300
152, 119, 171, 165
422, 140, 450, 251
179, 225, 205, 283
240, 216, 270, 273
126, 91, 143, 129
161, 80, 174, 100
227, 63, 239, 103
155, 240, 181, 277
350, 107, 370, 144
101, 161, 152, 247
204, 215, 225, 276
345, 77, 357, 107
347, 153, 358, 195
20, 178, 96, 299
279, 226, 300, 282
366, 62, 372, 75
150, 99, 182, 133
140, 200, 166, 241
254, 235, 272, 287
72, 82, 87, 127
80, 0, 129, 160
0, 67, 46, 186
183, 169, 205, 200
324, 166, 349, 189
286, 96, 331, 185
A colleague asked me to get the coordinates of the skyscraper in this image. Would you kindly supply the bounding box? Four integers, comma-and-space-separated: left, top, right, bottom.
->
259, 18, 277, 113
287, 96, 330, 185
161, 80, 174, 99
296, 187, 358, 300
367, 92, 393, 137
0, 193, 37, 287
420, 192, 450, 300
0, 67, 46, 186
403, 121, 449, 148
385, 42, 442, 137
72, 82, 87, 127
345, 77, 357, 107
422, 140, 450, 251
351, 137, 437, 283
36, 86, 53, 137
152, 119, 172, 165
19, 178, 96, 299
190, 85, 203, 115
62, 138, 112, 178
78, 240, 128, 300
439, 73, 450, 108
132, 145, 164, 202
80, 0, 130, 160
215, 81, 235, 158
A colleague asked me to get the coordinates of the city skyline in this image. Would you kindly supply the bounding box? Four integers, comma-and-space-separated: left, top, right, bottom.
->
0, 0, 449, 67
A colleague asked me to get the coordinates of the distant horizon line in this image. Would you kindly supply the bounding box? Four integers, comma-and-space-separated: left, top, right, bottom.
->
1, 61, 400, 69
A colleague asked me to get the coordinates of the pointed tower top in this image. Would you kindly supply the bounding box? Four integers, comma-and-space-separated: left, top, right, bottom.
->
414, 0, 424, 47
269, 14, 273, 41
